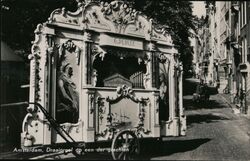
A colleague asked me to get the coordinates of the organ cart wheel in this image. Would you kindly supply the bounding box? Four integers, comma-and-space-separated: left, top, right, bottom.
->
111, 130, 140, 160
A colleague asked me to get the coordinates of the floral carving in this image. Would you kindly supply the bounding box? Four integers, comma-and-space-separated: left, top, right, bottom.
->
100, 1, 139, 33
63, 39, 77, 52
60, 121, 82, 133
138, 106, 145, 126
59, 39, 81, 65
96, 126, 116, 140
158, 53, 170, 64
48, 7, 80, 25
89, 94, 95, 114
96, 96, 105, 123
92, 45, 107, 62
106, 85, 149, 104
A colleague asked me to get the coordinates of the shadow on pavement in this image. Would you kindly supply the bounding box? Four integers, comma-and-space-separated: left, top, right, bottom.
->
183, 79, 199, 96
184, 98, 227, 110
187, 113, 229, 127
63, 138, 211, 160
139, 138, 211, 159
183, 78, 218, 96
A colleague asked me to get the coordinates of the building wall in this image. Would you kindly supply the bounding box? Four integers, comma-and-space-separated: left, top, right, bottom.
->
198, 1, 249, 114
239, 1, 250, 113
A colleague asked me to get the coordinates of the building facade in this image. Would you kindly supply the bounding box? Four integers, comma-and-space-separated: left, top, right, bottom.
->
194, 1, 249, 115
238, 1, 250, 114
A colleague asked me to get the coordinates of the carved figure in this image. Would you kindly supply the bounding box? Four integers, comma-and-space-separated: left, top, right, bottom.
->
57, 63, 79, 123
91, 69, 98, 87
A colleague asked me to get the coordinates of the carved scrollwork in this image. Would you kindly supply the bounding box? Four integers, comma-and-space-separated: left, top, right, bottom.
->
29, 24, 45, 103
155, 97, 159, 113
75, 0, 86, 7
106, 85, 149, 104
91, 69, 98, 87
60, 121, 82, 133
92, 44, 107, 62
100, 1, 139, 33
138, 106, 145, 126
96, 96, 105, 122
158, 53, 170, 64
83, 31, 92, 41
143, 52, 151, 89
59, 39, 81, 65
96, 126, 116, 140
96, 115, 116, 140
47, 7, 81, 25
147, 42, 156, 51
21, 112, 42, 146
89, 94, 95, 114
32, 24, 44, 45
135, 126, 151, 138
106, 113, 113, 126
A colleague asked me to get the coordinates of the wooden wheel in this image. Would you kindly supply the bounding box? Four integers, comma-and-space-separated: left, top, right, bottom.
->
111, 130, 140, 160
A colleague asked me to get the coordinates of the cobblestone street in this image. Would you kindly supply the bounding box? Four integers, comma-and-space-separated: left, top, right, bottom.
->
150, 95, 250, 160
1, 79, 250, 160
149, 79, 250, 160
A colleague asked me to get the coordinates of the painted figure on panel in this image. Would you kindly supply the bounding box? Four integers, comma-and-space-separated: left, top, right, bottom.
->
57, 63, 79, 123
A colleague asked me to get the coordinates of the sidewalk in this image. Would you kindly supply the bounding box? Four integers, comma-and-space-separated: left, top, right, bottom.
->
219, 93, 250, 119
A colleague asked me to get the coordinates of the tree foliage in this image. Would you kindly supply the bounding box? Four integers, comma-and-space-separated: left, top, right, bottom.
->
133, 0, 198, 76
1, 0, 199, 76
1, 0, 76, 61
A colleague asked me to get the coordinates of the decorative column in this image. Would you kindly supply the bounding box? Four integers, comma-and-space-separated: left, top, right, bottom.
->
44, 34, 55, 145
178, 62, 186, 136
21, 24, 54, 146
82, 30, 93, 87
178, 63, 183, 117
168, 56, 176, 120
85, 90, 96, 141
152, 91, 160, 137
144, 42, 157, 89
149, 42, 159, 88
82, 30, 96, 142
144, 51, 152, 89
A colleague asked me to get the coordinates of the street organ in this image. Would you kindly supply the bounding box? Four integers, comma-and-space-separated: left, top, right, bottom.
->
21, 0, 186, 159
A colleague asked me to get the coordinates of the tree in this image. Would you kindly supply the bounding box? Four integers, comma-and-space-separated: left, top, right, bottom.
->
131, 0, 199, 76
1, 0, 77, 61
1, 0, 198, 76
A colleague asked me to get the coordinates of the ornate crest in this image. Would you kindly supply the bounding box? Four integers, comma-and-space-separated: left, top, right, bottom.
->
59, 39, 81, 65
106, 85, 149, 104
100, 1, 139, 33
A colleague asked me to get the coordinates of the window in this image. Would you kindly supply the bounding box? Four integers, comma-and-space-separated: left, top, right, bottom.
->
240, 2, 247, 27
241, 37, 247, 63
244, 2, 247, 24
238, 9, 241, 35
244, 37, 247, 63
